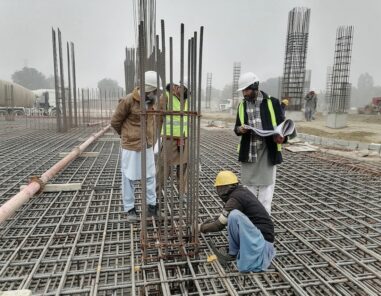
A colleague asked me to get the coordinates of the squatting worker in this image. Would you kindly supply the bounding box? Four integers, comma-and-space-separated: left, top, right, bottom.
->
234, 72, 286, 214
199, 171, 275, 272
156, 79, 189, 199
111, 71, 161, 222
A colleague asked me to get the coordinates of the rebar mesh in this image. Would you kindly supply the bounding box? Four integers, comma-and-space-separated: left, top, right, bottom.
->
1, 124, 380, 295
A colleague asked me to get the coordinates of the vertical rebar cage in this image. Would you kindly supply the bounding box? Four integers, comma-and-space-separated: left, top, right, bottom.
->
135, 18, 204, 263
231, 62, 241, 110
327, 26, 354, 113
281, 7, 311, 111
205, 72, 212, 109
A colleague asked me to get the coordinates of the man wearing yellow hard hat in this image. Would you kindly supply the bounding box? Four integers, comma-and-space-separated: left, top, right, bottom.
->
199, 171, 275, 272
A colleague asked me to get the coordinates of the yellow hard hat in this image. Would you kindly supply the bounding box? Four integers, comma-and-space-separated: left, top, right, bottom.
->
214, 171, 239, 187
282, 99, 289, 106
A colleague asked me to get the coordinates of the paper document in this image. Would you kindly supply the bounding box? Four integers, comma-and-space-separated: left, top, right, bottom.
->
243, 119, 296, 138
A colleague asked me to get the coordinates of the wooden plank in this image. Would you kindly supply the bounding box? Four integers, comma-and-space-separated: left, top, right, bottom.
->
20, 183, 82, 192
59, 152, 100, 157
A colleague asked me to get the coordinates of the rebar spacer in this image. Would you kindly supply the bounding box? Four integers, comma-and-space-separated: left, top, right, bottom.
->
29, 176, 45, 194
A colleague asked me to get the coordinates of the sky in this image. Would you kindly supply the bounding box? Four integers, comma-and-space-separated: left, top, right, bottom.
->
0, 0, 380, 92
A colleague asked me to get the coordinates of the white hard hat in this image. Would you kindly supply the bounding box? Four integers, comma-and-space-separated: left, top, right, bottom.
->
237, 72, 260, 91
177, 77, 189, 90
144, 71, 162, 92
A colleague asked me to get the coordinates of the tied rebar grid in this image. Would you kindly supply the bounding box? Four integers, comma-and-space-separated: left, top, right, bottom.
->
1, 125, 380, 295
281, 7, 311, 111
205, 73, 212, 109
327, 26, 354, 114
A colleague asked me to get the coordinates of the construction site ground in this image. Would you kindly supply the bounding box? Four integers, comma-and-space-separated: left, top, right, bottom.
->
203, 112, 381, 164
0, 119, 381, 295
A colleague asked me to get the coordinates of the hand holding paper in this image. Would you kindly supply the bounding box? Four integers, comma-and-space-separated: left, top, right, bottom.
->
243, 119, 297, 138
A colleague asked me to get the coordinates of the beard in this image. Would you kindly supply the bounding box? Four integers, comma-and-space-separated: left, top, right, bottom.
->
244, 90, 258, 101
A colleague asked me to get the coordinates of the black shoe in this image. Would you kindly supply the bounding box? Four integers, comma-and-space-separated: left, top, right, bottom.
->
126, 207, 138, 223
147, 205, 157, 218
209, 241, 236, 266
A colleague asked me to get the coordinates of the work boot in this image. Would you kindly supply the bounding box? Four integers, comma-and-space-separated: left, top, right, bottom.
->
126, 207, 138, 223
147, 205, 167, 220
209, 241, 236, 267
147, 204, 158, 218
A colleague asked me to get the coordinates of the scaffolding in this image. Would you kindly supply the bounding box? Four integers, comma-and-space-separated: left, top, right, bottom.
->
327, 26, 354, 113
281, 7, 311, 111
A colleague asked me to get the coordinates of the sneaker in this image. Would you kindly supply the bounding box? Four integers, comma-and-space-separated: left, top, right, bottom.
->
126, 207, 138, 223
209, 241, 236, 266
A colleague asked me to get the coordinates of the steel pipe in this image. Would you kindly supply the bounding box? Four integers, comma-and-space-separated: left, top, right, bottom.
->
0, 124, 111, 223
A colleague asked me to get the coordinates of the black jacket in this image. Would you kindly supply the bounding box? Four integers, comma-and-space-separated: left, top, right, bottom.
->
225, 186, 275, 242
234, 91, 285, 165
200, 185, 275, 243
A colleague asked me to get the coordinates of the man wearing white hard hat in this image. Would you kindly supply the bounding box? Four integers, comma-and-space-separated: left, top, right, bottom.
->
234, 72, 286, 215
156, 78, 190, 200
111, 71, 162, 222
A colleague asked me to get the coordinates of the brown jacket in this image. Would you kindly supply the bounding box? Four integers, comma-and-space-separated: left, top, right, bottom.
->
111, 88, 156, 151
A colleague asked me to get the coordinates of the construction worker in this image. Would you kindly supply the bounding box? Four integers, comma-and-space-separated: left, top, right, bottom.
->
304, 90, 317, 121
199, 171, 275, 272
156, 79, 189, 199
111, 71, 161, 222
234, 72, 286, 215
281, 99, 289, 116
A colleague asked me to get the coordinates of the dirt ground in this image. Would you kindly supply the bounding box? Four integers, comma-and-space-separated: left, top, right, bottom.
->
202, 111, 381, 165
202, 111, 381, 144
296, 113, 381, 143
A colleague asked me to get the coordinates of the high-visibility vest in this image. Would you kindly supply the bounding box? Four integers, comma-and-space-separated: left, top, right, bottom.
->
162, 91, 188, 137
238, 97, 282, 152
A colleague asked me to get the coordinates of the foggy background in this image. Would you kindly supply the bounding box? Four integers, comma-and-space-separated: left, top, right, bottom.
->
0, 0, 380, 107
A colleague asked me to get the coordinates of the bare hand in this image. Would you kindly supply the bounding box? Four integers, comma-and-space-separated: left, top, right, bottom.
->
273, 135, 284, 144
239, 126, 249, 134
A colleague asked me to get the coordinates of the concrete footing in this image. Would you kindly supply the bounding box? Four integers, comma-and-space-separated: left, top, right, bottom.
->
286, 111, 304, 122
326, 113, 347, 128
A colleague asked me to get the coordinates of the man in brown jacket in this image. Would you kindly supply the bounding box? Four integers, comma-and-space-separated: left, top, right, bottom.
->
111, 71, 161, 222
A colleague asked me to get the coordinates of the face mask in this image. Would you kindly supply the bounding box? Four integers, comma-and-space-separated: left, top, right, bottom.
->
145, 93, 157, 104
217, 186, 230, 203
